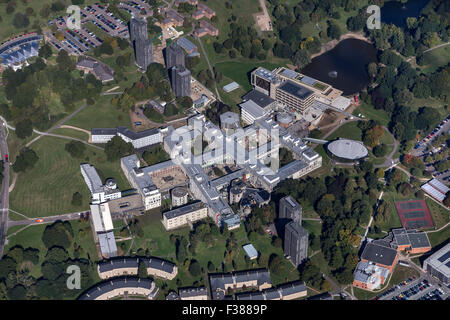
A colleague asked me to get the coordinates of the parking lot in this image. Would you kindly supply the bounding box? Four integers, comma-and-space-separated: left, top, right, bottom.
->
47, 3, 130, 55
378, 276, 450, 300
412, 115, 450, 158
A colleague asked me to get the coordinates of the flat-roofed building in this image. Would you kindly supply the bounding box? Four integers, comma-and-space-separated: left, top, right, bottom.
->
135, 38, 153, 70
353, 261, 390, 290
243, 244, 258, 260
121, 155, 162, 210
279, 196, 302, 223
106, 193, 145, 218
423, 243, 450, 285
284, 221, 308, 267
98, 257, 178, 280
79, 277, 158, 300
240, 100, 267, 125
361, 242, 399, 272
162, 201, 208, 230
243, 89, 276, 112
90, 203, 114, 233
220, 111, 240, 134
179, 286, 208, 300
81, 164, 121, 204
91, 127, 162, 149
390, 228, 431, 254
171, 64, 191, 97
177, 36, 198, 55
275, 80, 315, 116
130, 17, 148, 42
165, 42, 185, 69
98, 231, 118, 258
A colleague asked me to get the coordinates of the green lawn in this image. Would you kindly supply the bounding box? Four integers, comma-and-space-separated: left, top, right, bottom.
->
52, 128, 90, 141
353, 102, 390, 127
9, 136, 130, 218
421, 45, 450, 74
65, 95, 131, 131
427, 224, 450, 247
425, 198, 450, 230
327, 121, 363, 141
302, 220, 322, 237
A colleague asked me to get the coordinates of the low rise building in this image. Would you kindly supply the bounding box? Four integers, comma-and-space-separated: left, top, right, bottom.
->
242, 244, 258, 260
91, 126, 162, 149
162, 201, 208, 230
121, 155, 162, 210
98, 257, 178, 280
80, 164, 122, 204
192, 3, 215, 20
76, 57, 114, 83
195, 20, 219, 37
421, 178, 450, 203
79, 277, 158, 300
390, 228, 431, 254
235, 281, 307, 300
171, 186, 189, 207
209, 269, 272, 300
98, 232, 118, 258
106, 193, 145, 218
353, 261, 390, 290
161, 9, 184, 28
423, 243, 450, 285
179, 286, 208, 300
361, 242, 399, 273
240, 100, 267, 125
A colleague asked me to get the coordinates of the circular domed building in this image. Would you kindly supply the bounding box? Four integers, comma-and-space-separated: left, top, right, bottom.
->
327, 138, 369, 162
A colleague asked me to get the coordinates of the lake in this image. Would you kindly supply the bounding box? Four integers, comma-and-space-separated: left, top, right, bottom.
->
301, 38, 378, 95
381, 0, 430, 29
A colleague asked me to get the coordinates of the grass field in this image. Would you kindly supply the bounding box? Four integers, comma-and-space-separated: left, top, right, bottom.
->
427, 224, 450, 247
327, 121, 363, 141
9, 136, 130, 218
65, 95, 131, 130
425, 198, 450, 230
421, 45, 450, 74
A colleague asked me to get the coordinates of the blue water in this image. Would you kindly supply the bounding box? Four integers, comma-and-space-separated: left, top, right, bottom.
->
381, 0, 430, 29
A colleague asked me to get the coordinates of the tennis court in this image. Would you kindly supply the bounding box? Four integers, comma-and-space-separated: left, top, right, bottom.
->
394, 200, 434, 230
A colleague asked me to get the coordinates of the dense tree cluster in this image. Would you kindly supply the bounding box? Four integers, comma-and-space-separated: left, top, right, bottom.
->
65, 141, 86, 159
104, 136, 134, 162
2, 51, 102, 132
142, 144, 169, 166
12, 148, 39, 173
275, 164, 380, 284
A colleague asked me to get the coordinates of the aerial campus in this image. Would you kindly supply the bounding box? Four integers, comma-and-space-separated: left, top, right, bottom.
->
0, 0, 448, 303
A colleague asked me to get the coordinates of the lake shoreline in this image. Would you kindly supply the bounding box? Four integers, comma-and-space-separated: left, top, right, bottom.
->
311, 32, 372, 59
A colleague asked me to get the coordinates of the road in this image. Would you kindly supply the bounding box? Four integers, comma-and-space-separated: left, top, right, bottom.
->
410, 117, 450, 157
0, 122, 10, 258
373, 126, 400, 168
7, 211, 84, 228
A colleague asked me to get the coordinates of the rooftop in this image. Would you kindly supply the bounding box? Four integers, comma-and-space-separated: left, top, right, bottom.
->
163, 201, 205, 220
361, 242, 398, 267
424, 243, 450, 278
278, 80, 314, 100
240, 100, 267, 120
327, 138, 369, 160
243, 89, 276, 109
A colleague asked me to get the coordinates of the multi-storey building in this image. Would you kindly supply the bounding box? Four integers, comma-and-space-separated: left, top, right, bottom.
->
97, 257, 178, 280
279, 196, 302, 223
135, 38, 153, 70
171, 64, 191, 97
121, 155, 162, 210
165, 42, 185, 69
284, 221, 308, 267
130, 17, 148, 42
162, 201, 208, 230
423, 243, 450, 285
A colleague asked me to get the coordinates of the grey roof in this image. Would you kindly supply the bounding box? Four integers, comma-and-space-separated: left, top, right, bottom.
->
220, 111, 240, 126
235, 291, 265, 300
177, 36, 197, 53
424, 243, 450, 278
91, 128, 118, 136
392, 228, 431, 249
243, 89, 276, 109
278, 280, 307, 297
361, 243, 398, 266
286, 220, 308, 238
209, 269, 271, 297
98, 257, 176, 274
263, 288, 281, 300
80, 163, 104, 194
179, 286, 207, 298
278, 80, 313, 100
307, 292, 333, 300
117, 126, 160, 140
78, 277, 155, 300
327, 138, 369, 160
98, 232, 118, 258
166, 291, 181, 300
163, 201, 205, 220
240, 100, 266, 120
